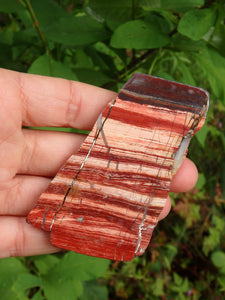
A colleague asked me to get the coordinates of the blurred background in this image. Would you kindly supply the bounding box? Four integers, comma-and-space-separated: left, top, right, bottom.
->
0, 0, 225, 299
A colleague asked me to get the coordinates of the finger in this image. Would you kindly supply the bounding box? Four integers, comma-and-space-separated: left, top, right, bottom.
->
158, 196, 171, 221
0, 217, 59, 259
170, 158, 198, 192
0, 175, 50, 216
2, 158, 195, 217
0, 68, 116, 130
18, 129, 86, 176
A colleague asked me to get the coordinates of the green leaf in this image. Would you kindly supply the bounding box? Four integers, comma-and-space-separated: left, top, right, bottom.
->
0, 28, 14, 45
32, 254, 60, 275
133, 0, 204, 13
30, 0, 68, 27
44, 15, 109, 46
195, 173, 206, 190
171, 33, 206, 52
210, 25, 225, 57
171, 273, 190, 293
151, 277, 165, 296
42, 279, 83, 300
178, 61, 196, 86
75, 68, 111, 86
153, 71, 175, 81
36, 252, 109, 300
31, 290, 44, 300
0, 0, 22, 12
0, 258, 28, 300
160, 0, 204, 13
80, 281, 108, 300
23, 126, 90, 135
197, 47, 225, 103
144, 12, 175, 35
195, 121, 208, 148
31, 0, 109, 46
46, 252, 110, 282
28, 54, 78, 80
178, 9, 217, 41
186, 203, 200, 228
73, 50, 94, 69
211, 251, 225, 274
203, 227, 221, 255
164, 244, 178, 265
85, 0, 132, 29
110, 19, 170, 49
12, 274, 42, 299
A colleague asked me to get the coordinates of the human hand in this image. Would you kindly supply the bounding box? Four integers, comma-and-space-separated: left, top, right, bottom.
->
0, 68, 198, 259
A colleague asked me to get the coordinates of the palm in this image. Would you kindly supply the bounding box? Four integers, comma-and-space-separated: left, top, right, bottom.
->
0, 68, 198, 258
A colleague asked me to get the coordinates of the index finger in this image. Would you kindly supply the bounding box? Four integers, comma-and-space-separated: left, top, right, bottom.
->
0, 68, 116, 130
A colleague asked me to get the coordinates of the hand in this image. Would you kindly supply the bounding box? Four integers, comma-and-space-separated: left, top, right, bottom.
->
0, 68, 198, 259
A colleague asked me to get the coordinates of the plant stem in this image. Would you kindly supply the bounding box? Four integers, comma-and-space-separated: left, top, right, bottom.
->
23, 0, 50, 55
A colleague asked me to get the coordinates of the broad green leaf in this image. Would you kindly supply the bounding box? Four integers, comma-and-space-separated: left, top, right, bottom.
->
44, 15, 109, 46
28, 54, 78, 80
195, 121, 208, 147
45, 252, 110, 282
171, 273, 190, 293
153, 71, 175, 81
151, 277, 164, 296
86, 47, 118, 72
159, 0, 204, 12
131, 0, 204, 13
32, 254, 60, 275
12, 274, 42, 299
87, 43, 120, 72
203, 227, 221, 255
195, 173, 206, 190
0, 28, 14, 45
171, 33, 206, 52
0, 258, 28, 300
211, 251, 225, 274
185, 203, 200, 228
197, 47, 225, 103
178, 61, 196, 86
31, 0, 108, 46
75, 68, 111, 86
110, 19, 170, 49
164, 244, 178, 265
212, 215, 225, 233
73, 50, 94, 69
32, 290, 44, 300
210, 25, 225, 57
0, 0, 22, 12
80, 281, 108, 300
42, 279, 83, 300
85, 0, 133, 29
144, 12, 175, 34
178, 9, 216, 41
30, 0, 68, 27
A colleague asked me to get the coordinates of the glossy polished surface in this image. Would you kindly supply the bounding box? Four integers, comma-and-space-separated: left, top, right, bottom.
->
27, 73, 209, 261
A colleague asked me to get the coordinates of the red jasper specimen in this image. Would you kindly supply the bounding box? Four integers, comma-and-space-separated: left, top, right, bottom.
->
27, 73, 209, 261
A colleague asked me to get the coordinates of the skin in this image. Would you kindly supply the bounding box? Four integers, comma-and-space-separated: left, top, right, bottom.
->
0, 68, 198, 259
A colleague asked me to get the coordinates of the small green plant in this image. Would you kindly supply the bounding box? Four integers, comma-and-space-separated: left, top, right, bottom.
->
0, 0, 225, 298
0, 252, 110, 300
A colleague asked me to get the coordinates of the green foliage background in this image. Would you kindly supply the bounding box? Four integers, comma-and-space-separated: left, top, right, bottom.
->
0, 0, 225, 299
